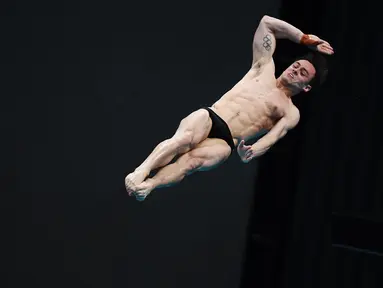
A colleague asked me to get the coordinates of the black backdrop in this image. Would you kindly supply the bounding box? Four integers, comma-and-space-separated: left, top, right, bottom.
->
3, 0, 383, 288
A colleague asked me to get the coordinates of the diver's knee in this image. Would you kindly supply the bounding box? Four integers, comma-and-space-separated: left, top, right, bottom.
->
184, 156, 204, 175
172, 131, 194, 150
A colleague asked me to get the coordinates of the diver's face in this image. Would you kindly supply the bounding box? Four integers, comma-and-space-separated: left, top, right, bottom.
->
282, 59, 316, 92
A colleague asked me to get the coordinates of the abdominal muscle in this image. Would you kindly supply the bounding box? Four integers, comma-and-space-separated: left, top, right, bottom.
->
210, 67, 286, 145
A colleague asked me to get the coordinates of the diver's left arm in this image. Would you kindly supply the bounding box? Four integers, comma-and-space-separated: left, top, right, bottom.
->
261, 16, 305, 44
263, 16, 334, 54
237, 107, 300, 163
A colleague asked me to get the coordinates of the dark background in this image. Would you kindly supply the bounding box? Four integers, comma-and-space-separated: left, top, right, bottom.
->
3, 0, 382, 288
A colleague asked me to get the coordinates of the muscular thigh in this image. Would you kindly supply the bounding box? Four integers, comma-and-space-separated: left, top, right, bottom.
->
185, 138, 232, 172
173, 109, 212, 147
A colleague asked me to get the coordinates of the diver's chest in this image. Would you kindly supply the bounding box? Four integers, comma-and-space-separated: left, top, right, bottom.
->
260, 100, 286, 130
264, 97, 286, 117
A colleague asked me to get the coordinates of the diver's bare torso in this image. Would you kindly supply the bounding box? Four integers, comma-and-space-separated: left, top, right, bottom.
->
211, 60, 295, 146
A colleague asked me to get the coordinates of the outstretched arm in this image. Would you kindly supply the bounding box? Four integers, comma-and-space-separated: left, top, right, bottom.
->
252, 15, 328, 66
237, 107, 300, 163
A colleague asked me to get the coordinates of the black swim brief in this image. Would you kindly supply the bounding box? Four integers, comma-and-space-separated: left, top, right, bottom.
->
203, 107, 235, 151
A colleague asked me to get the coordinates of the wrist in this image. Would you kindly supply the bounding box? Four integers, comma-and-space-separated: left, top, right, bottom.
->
300, 34, 320, 46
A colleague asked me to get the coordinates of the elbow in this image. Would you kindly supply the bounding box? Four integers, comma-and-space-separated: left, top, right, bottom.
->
261, 15, 274, 25
261, 15, 277, 33
262, 15, 272, 21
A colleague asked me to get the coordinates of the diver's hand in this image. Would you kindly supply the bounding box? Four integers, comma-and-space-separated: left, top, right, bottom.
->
301, 34, 334, 55
237, 140, 255, 163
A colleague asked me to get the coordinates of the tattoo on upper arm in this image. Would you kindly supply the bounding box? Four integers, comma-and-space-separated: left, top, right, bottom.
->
263, 34, 273, 51
252, 23, 275, 64
263, 34, 272, 51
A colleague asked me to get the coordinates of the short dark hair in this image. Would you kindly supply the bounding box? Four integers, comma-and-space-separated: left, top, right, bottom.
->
296, 51, 329, 88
